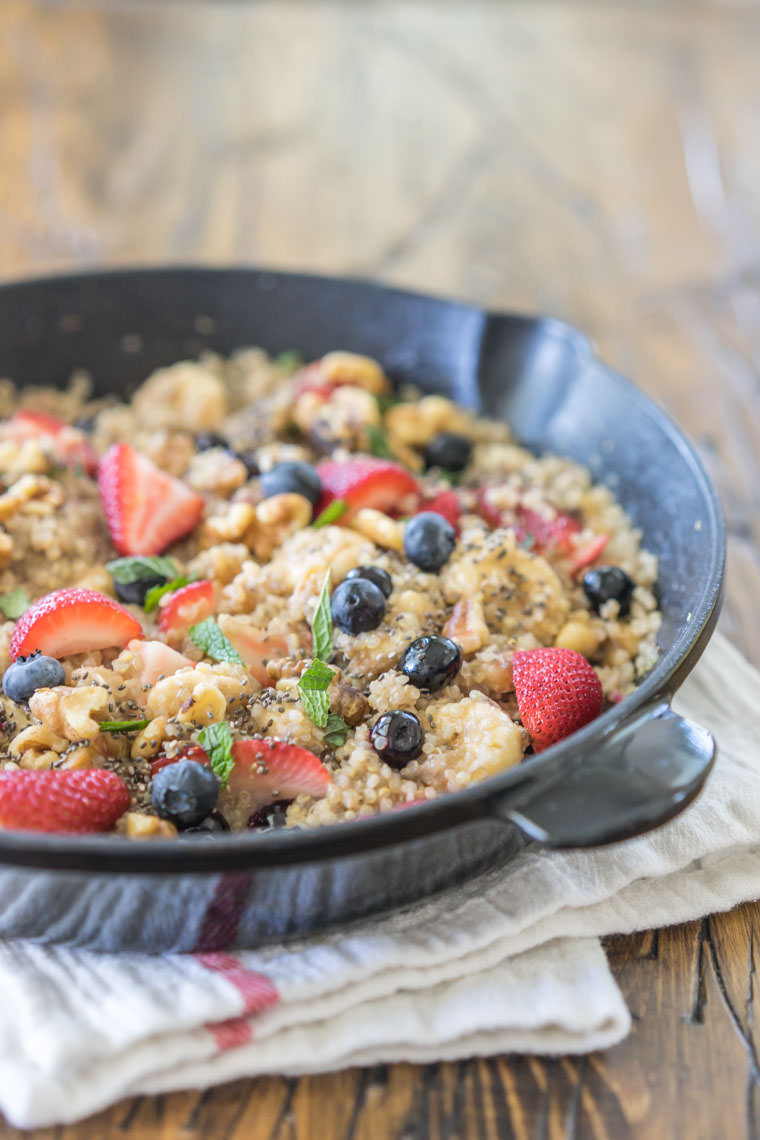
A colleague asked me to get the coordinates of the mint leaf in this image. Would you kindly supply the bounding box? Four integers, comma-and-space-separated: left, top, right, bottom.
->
198, 721, 235, 788
312, 499, 348, 529
298, 657, 335, 729
375, 393, 401, 414
275, 349, 303, 371
299, 658, 335, 689
0, 588, 30, 620
99, 718, 151, 733
300, 687, 330, 727
324, 712, 349, 749
144, 576, 190, 613
518, 532, 535, 551
106, 555, 178, 586
311, 571, 333, 662
189, 618, 244, 665
367, 424, 394, 459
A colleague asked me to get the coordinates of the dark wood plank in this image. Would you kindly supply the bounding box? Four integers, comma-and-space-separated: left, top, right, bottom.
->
0, 0, 759, 1137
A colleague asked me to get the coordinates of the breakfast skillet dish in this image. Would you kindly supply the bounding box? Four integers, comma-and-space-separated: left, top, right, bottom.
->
0, 349, 661, 838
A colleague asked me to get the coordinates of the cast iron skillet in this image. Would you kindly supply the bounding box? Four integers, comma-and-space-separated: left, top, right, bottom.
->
0, 268, 724, 952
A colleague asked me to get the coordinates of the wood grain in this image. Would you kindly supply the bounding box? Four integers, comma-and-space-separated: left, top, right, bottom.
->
0, 0, 758, 1136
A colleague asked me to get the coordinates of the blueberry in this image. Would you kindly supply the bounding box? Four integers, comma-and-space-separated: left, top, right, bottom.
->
181, 811, 230, 837
260, 461, 322, 507
235, 449, 260, 477
195, 431, 229, 452
151, 759, 220, 829
399, 635, 462, 692
370, 710, 424, 768
403, 512, 457, 572
425, 432, 472, 472
113, 573, 167, 606
582, 566, 635, 617
2, 652, 65, 703
247, 800, 291, 829
331, 578, 386, 635
346, 565, 393, 599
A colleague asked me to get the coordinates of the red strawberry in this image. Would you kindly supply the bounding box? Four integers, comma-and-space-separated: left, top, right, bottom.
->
0, 769, 130, 833
475, 486, 507, 530
151, 744, 208, 776
228, 739, 331, 807
157, 580, 216, 638
512, 647, 603, 752
98, 443, 205, 556
514, 506, 581, 556
10, 588, 143, 660
126, 639, 194, 692
315, 458, 419, 518
219, 621, 288, 686
9, 410, 98, 475
416, 490, 461, 533
568, 533, 610, 576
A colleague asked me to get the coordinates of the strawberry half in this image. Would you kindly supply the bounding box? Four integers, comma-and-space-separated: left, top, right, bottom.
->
515, 506, 581, 556
315, 458, 419, 518
0, 769, 130, 833
157, 580, 216, 639
98, 443, 205, 556
151, 744, 208, 777
218, 620, 288, 686
10, 410, 98, 475
415, 490, 461, 533
126, 639, 194, 691
512, 647, 603, 752
10, 588, 143, 660
228, 739, 331, 807
568, 533, 610, 576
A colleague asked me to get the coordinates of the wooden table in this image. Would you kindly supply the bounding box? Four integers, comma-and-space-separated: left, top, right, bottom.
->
0, 1, 758, 1135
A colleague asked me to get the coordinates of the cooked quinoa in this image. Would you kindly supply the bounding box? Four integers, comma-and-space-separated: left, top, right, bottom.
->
0, 349, 661, 836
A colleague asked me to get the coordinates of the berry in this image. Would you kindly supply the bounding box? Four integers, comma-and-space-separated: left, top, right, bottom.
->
260, 461, 322, 507
399, 635, 462, 691
220, 622, 288, 686
2, 652, 65, 703
228, 739, 330, 810
315, 458, 419, 518
582, 566, 635, 617
425, 432, 472, 472
513, 506, 580, 555
157, 580, 216, 639
151, 759, 220, 829
569, 533, 610, 577
512, 647, 603, 752
151, 744, 209, 776
331, 578, 386, 635
129, 640, 194, 689
181, 811, 230, 837
113, 572, 168, 606
98, 443, 205, 556
403, 511, 457, 571
8, 410, 98, 475
415, 490, 461, 533
345, 565, 393, 599
235, 449, 260, 477
0, 768, 130, 833
370, 711, 424, 768
195, 432, 229, 452
247, 800, 291, 829
10, 588, 142, 660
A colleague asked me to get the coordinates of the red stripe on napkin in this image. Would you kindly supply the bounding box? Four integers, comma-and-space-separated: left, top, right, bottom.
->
197, 952, 279, 1050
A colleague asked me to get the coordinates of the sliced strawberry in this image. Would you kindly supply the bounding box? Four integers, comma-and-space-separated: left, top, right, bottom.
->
315, 458, 419, 518
0, 769, 130, 833
151, 744, 208, 777
218, 619, 288, 686
512, 647, 603, 752
569, 533, 610, 576
157, 580, 216, 639
514, 506, 581, 556
10, 588, 143, 660
416, 490, 461, 534
127, 639, 194, 691
98, 443, 205, 556
228, 739, 331, 807
475, 486, 507, 530
10, 410, 98, 475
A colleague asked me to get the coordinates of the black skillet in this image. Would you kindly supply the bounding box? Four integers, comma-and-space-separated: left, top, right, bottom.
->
0, 268, 724, 952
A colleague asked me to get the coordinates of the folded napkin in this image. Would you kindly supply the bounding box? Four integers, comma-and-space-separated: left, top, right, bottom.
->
1, 631, 759, 1129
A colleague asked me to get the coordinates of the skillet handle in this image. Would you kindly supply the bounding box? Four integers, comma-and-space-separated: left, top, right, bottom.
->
490, 702, 715, 848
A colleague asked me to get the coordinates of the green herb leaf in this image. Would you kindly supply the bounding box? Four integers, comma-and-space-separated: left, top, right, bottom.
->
518, 532, 535, 551
299, 658, 335, 689
438, 469, 461, 487
99, 718, 151, 733
312, 499, 348, 529
106, 555, 178, 586
198, 720, 235, 788
367, 424, 394, 459
0, 588, 30, 620
189, 618, 245, 665
324, 712, 349, 749
300, 687, 330, 727
311, 571, 333, 662
143, 576, 190, 613
298, 657, 335, 729
275, 349, 304, 372
375, 392, 401, 414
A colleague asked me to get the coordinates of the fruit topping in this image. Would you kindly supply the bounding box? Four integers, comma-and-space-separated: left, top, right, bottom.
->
98, 443, 205, 556
415, 490, 462, 533
157, 580, 216, 638
227, 739, 330, 808
425, 431, 472, 472
0, 768, 130, 833
9, 588, 143, 660
403, 511, 457, 571
370, 710, 424, 768
331, 577, 386, 635
512, 646, 603, 752
151, 759, 221, 829
260, 460, 322, 507
345, 565, 393, 599
315, 458, 418, 518
399, 635, 462, 692
2, 651, 65, 703
582, 566, 635, 617
9, 410, 98, 475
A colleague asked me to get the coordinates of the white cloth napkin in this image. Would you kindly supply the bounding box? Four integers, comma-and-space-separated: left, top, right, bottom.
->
0, 631, 758, 1129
